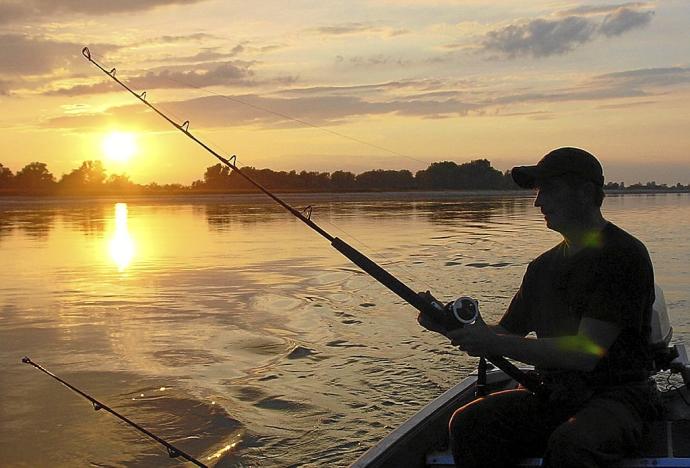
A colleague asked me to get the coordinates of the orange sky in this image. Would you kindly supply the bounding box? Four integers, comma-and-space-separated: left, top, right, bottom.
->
1, 0, 689, 185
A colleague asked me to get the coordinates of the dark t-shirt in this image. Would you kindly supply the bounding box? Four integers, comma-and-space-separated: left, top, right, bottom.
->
499, 222, 655, 387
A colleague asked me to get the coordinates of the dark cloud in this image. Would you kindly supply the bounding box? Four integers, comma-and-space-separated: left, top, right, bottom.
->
599, 7, 654, 36
0, 0, 209, 23
481, 4, 654, 59
482, 16, 596, 58
0, 34, 119, 76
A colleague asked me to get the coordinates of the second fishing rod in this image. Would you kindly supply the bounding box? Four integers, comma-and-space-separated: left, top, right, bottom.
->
81, 47, 545, 397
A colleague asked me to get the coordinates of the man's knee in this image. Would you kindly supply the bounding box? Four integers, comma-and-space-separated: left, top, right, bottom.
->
449, 398, 485, 446
449, 398, 496, 468
448, 396, 497, 445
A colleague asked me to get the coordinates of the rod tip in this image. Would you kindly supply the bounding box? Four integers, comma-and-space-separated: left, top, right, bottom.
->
21, 356, 31, 364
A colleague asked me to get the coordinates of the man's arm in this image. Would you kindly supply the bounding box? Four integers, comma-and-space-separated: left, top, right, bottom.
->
450, 317, 620, 372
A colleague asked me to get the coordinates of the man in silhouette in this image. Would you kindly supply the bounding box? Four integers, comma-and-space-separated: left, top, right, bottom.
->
419, 147, 659, 467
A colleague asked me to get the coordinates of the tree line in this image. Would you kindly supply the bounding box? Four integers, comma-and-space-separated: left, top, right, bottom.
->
0, 159, 688, 196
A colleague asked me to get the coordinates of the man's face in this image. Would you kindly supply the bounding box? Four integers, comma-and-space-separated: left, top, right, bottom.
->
534, 176, 587, 233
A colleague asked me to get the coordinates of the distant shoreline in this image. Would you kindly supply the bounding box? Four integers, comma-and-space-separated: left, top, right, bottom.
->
0, 188, 688, 204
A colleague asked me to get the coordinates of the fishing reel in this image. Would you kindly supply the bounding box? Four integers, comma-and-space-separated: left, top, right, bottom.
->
425, 295, 480, 332
446, 296, 480, 325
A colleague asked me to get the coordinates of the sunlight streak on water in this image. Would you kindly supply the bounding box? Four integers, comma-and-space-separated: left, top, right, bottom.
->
109, 203, 135, 272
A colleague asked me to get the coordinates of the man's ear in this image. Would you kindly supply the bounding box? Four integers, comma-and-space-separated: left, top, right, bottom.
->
578, 181, 596, 207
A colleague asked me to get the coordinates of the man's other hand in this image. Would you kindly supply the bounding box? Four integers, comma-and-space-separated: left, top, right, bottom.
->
448, 315, 496, 356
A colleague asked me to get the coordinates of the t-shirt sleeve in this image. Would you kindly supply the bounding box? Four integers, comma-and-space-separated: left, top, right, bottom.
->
584, 246, 653, 329
499, 264, 534, 336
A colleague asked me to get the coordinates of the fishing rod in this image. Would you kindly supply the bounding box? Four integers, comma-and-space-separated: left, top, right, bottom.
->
21, 356, 208, 467
81, 47, 545, 396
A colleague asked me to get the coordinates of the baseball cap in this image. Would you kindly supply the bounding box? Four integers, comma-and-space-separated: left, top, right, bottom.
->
511, 147, 604, 189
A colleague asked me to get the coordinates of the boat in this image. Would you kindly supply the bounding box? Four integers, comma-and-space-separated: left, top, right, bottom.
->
351, 286, 690, 467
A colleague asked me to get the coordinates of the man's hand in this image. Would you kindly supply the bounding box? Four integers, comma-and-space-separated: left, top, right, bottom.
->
417, 290, 450, 335
447, 314, 497, 356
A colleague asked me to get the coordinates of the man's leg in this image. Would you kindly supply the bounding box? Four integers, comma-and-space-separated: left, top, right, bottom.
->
449, 388, 565, 468
543, 395, 646, 468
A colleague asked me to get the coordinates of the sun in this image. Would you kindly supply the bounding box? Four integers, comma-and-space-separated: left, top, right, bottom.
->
102, 131, 138, 163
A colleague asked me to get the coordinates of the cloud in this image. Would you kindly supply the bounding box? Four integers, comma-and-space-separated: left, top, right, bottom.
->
0, 78, 12, 95
0, 34, 119, 76
596, 100, 656, 110
490, 67, 690, 106
592, 67, 690, 89
345, 54, 410, 67
42, 86, 481, 131
558, 2, 650, 16
0, 0, 209, 23
39, 66, 690, 131
481, 4, 654, 58
308, 22, 409, 37
46, 60, 258, 96
482, 16, 596, 58
599, 7, 654, 36
156, 46, 245, 64
150, 33, 217, 44
274, 79, 456, 98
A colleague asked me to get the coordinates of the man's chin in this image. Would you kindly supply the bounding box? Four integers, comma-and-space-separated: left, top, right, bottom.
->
544, 216, 560, 232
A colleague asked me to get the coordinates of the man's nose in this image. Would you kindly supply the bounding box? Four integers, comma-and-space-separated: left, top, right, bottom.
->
534, 189, 543, 207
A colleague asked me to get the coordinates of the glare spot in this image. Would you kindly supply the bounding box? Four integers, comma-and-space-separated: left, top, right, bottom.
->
102, 131, 137, 163
557, 335, 605, 357
583, 229, 603, 248
109, 203, 135, 272
207, 441, 239, 460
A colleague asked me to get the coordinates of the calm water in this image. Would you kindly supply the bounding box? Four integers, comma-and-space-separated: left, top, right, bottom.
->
1, 192, 688, 467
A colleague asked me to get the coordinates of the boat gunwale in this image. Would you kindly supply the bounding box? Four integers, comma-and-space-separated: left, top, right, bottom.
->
351, 371, 516, 467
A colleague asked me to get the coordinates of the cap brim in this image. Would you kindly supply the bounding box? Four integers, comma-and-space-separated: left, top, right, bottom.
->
511, 165, 564, 189
511, 165, 540, 189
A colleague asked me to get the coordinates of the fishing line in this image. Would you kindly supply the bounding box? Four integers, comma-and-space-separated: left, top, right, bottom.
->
81, 46, 544, 394
114, 63, 438, 294
21, 357, 208, 468
156, 74, 431, 166
118, 57, 440, 293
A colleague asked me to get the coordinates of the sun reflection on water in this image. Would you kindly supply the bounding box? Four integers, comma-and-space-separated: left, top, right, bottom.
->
109, 203, 135, 271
